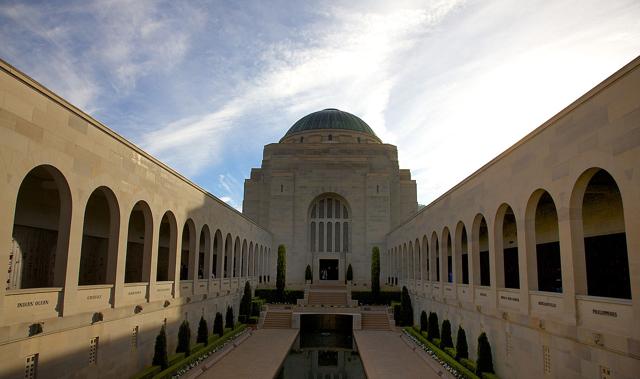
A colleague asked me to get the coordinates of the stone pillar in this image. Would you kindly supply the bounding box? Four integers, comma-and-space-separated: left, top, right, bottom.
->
113, 204, 131, 308
148, 212, 161, 302
516, 211, 530, 315
61, 195, 85, 316
173, 224, 183, 299
556, 206, 577, 325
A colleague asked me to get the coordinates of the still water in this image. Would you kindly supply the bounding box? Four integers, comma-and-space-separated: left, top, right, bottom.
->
276, 330, 366, 379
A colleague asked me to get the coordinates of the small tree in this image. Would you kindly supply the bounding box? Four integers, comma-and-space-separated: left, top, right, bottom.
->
305, 264, 312, 281
176, 320, 191, 356
213, 312, 224, 337
441, 320, 453, 348
197, 316, 208, 345
239, 282, 252, 323
420, 311, 428, 332
225, 306, 234, 329
428, 312, 440, 341
346, 264, 353, 283
276, 245, 286, 300
400, 286, 413, 326
152, 325, 168, 369
371, 247, 380, 300
476, 332, 494, 375
455, 326, 469, 360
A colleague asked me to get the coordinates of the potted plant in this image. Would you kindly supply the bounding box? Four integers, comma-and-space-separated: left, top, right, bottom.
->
305, 264, 312, 284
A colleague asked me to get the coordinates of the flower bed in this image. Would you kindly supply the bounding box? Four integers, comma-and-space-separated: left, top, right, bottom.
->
403, 327, 479, 379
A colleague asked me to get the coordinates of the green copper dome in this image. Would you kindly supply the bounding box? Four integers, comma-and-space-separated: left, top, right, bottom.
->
282, 108, 379, 141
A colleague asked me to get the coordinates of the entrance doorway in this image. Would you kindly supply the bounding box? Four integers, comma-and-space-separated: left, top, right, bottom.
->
319, 259, 339, 280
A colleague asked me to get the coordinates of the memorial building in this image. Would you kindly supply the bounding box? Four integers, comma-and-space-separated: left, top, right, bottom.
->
0, 55, 638, 378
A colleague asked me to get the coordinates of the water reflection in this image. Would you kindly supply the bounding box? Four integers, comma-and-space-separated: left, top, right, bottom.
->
277, 332, 366, 379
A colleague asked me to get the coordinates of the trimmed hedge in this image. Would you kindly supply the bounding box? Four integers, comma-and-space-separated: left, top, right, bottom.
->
351, 291, 400, 305
405, 327, 479, 379
152, 324, 247, 379
254, 289, 304, 304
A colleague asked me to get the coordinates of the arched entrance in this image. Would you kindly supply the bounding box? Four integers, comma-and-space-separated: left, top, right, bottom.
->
308, 194, 350, 283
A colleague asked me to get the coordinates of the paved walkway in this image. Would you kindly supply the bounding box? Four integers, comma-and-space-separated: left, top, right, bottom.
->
199, 329, 298, 379
354, 330, 444, 379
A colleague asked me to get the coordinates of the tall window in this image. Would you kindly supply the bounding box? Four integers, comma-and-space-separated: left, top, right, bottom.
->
309, 194, 351, 253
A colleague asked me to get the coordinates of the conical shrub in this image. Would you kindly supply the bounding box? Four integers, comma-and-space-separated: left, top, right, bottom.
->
176, 320, 191, 356
371, 247, 380, 300
476, 332, 494, 374
152, 325, 168, 369
239, 282, 252, 323
225, 306, 234, 329
213, 312, 224, 337
441, 320, 453, 348
197, 316, 208, 345
400, 286, 413, 326
455, 326, 468, 360
420, 311, 428, 332
427, 312, 440, 341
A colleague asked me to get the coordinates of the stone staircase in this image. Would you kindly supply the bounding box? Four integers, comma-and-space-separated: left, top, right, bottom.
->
262, 311, 292, 329
307, 290, 348, 306
361, 312, 391, 330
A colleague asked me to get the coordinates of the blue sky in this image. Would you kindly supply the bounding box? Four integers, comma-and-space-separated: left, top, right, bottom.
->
1, 0, 639, 210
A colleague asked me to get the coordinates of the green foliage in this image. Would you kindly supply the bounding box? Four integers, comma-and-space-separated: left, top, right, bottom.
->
392, 302, 402, 325
350, 291, 400, 305
251, 298, 265, 316
196, 317, 208, 345
254, 289, 304, 304
346, 264, 353, 283
460, 358, 476, 372
248, 316, 259, 324
131, 365, 161, 379
305, 264, 312, 281
152, 325, 246, 379
371, 247, 380, 299
481, 373, 500, 379
456, 326, 469, 360
213, 312, 223, 337
225, 306, 234, 329
445, 347, 457, 357
441, 320, 453, 348
239, 282, 252, 323
276, 245, 286, 299
152, 325, 168, 370
400, 286, 413, 326
428, 312, 440, 340
420, 311, 428, 332
476, 332, 494, 375
406, 326, 479, 379
176, 320, 191, 356
433, 338, 441, 348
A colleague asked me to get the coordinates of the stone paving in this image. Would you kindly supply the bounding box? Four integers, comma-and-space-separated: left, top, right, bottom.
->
198, 328, 298, 379
354, 330, 444, 379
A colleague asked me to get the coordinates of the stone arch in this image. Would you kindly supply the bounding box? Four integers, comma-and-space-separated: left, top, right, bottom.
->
224, 234, 233, 278
125, 201, 152, 283
422, 235, 429, 281
472, 214, 490, 286
454, 221, 469, 285
180, 219, 196, 281
415, 238, 421, 281
241, 239, 248, 277
525, 189, 562, 292
9, 165, 72, 289
430, 232, 440, 282
79, 186, 120, 286
233, 237, 241, 277
495, 203, 519, 289
157, 211, 177, 282
247, 241, 256, 277
198, 225, 211, 280
308, 193, 351, 253
443, 227, 453, 283
213, 229, 223, 279
570, 168, 630, 299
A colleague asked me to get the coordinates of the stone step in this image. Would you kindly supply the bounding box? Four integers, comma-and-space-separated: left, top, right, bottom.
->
361, 313, 391, 330
262, 312, 291, 329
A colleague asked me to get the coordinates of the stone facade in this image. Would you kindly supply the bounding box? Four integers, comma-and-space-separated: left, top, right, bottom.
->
0, 59, 272, 378
243, 124, 417, 287
386, 56, 640, 379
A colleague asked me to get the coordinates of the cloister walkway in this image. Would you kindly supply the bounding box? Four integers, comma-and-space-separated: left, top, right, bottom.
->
354, 330, 447, 379
198, 328, 298, 379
